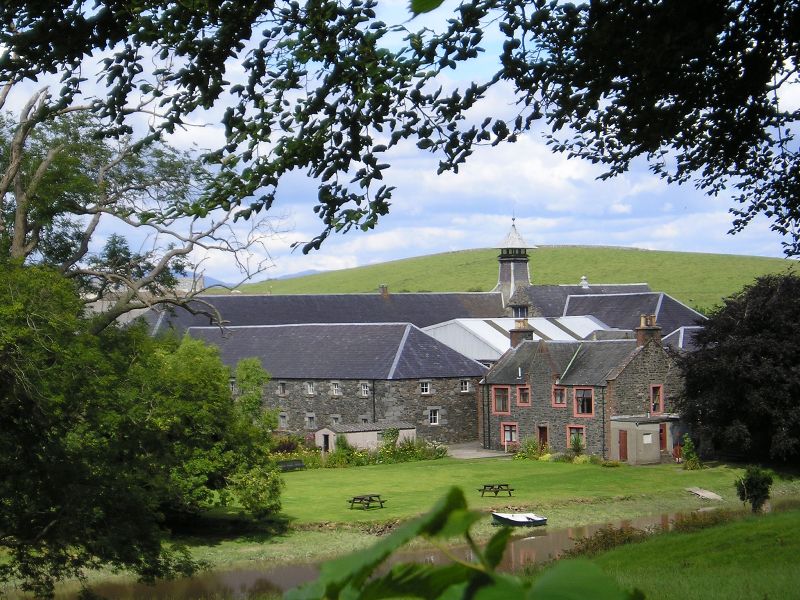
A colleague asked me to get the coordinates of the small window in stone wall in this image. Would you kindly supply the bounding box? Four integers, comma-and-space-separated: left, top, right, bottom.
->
460, 379, 470, 393
650, 384, 664, 414
331, 381, 341, 395
306, 414, 316, 429
278, 413, 288, 429
305, 381, 315, 395
552, 386, 567, 407
361, 416, 369, 424
361, 382, 370, 397
429, 408, 440, 425
278, 382, 287, 395
420, 381, 431, 395
331, 415, 340, 425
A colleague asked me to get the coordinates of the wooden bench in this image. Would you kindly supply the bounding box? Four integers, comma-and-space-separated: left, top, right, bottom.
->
348, 494, 386, 509
478, 483, 514, 497
277, 459, 306, 472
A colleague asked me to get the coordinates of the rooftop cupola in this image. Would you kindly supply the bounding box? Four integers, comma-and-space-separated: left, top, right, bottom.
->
492, 218, 535, 306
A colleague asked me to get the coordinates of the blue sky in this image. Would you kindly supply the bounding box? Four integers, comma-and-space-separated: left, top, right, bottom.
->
5, 1, 797, 283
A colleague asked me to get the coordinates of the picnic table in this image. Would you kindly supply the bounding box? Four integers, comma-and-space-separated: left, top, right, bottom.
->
348, 493, 386, 509
478, 483, 514, 497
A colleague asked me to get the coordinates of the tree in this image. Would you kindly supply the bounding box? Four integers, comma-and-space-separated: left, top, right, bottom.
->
0, 84, 278, 332
1, 1, 798, 253
0, 261, 282, 597
676, 272, 800, 463
735, 465, 774, 513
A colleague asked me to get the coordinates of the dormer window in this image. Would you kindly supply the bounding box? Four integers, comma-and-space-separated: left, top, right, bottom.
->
512, 306, 528, 318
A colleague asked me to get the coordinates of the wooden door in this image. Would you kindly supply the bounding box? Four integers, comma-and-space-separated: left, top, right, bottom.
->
538, 426, 548, 447
659, 423, 667, 451
619, 430, 628, 462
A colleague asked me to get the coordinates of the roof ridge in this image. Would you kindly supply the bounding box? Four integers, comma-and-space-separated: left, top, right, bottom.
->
388, 324, 412, 379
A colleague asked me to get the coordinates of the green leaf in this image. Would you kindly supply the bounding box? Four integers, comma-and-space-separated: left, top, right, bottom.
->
528, 559, 631, 600
484, 527, 513, 569
409, 0, 445, 15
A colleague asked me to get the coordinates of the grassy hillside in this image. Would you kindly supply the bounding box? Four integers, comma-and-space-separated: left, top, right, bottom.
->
234, 246, 794, 312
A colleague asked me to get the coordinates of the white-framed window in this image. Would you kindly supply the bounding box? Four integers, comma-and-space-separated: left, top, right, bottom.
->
512, 306, 528, 318
306, 414, 316, 428
278, 413, 288, 429
278, 382, 287, 395
305, 381, 315, 395
420, 381, 431, 395
361, 382, 370, 397
429, 408, 440, 425
460, 379, 470, 393
331, 381, 341, 395
331, 415, 340, 425
229, 378, 237, 395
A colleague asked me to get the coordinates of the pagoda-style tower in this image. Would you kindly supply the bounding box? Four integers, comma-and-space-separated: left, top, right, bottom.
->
492, 219, 534, 306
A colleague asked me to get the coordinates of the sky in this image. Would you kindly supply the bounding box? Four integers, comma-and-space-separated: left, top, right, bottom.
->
4, 1, 798, 283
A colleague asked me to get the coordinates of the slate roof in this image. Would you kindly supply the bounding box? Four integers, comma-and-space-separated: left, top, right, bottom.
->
662, 326, 704, 352
517, 284, 652, 315
486, 339, 639, 386
187, 323, 488, 379
497, 221, 533, 249
557, 340, 639, 386
319, 421, 415, 433
563, 292, 706, 336
146, 292, 506, 335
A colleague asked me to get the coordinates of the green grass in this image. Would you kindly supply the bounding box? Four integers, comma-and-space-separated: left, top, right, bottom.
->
232, 246, 794, 312
563, 508, 800, 600
179, 458, 800, 569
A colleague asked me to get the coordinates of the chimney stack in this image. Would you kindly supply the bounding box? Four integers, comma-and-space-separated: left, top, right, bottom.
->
379, 284, 389, 298
510, 318, 534, 347
635, 314, 661, 347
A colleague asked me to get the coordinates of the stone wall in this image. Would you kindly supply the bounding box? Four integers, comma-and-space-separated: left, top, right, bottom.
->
263, 376, 481, 444
483, 345, 608, 455
609, 342, 684, 417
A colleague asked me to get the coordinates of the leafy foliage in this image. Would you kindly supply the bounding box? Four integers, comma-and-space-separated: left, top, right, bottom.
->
0, 262, 281, 597
677, 273, 800, 463
512, 436, 548, 460
286, 487, 635, 599
3, 1, 799, 252
681, 434, 703, 471
561, 525, 651, 559
735, 466, 774, 513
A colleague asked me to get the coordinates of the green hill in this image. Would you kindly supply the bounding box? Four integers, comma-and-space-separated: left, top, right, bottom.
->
233, 246, 794, 312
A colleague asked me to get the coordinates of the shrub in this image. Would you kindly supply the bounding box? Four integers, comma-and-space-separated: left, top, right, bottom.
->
561, 525, 650, 559
513, 437, 547, 460
271, 434, 302, 453
588, 454, 603, 465
601, 460, 622, 468
682, 434, 703, 470
570, 434, 585, 456
551, 453, 573, 463
538, 453, 552, 462
735, 465, 774, 513
381, 428, 400, 448
573, 455, 591, 465
672, 509, 738, 532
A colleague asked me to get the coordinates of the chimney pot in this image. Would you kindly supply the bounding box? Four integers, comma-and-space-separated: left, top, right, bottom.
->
635, 314, 661, 346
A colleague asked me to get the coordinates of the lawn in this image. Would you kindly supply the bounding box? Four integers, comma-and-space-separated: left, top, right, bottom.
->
563, 508, 800, 600
279, 458, 744, 525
